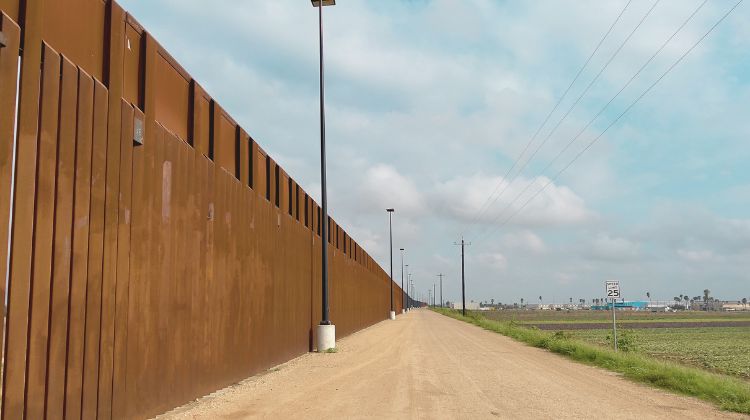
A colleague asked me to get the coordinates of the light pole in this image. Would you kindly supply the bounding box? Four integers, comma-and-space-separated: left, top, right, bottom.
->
313, 0, 336, 352
408, 274, 413, 309
387, 208, 395, 320
412, 279, 415, 308
406, 266, 410, 310
400, 248, 405, 314
437, 273, 443, 308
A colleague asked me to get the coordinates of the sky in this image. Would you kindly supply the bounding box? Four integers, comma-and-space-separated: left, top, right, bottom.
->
119, 0, 749, 305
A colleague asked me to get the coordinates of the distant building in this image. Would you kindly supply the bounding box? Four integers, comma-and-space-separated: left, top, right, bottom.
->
722, 301, 749, 311
450, 301, 480, 311
591, 300, 649, 311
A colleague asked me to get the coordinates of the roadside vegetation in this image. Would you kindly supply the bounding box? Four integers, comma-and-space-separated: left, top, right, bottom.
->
432, 308, 750, 414
481, 309, 750, 324
568, 327, 750, 380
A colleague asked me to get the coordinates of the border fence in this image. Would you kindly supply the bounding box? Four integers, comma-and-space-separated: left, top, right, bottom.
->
0, 1, 405, 418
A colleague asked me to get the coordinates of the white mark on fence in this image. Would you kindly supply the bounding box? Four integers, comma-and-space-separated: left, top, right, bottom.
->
162, 161, 172, 222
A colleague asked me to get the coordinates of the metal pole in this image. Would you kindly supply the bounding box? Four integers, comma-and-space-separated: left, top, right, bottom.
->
389, 211, 393, 314
461, 239, 466, 316
400, 249, 405, 312
318, 3, 331, 325
409, 274, 414, 308
440, 275, 443, 308
437, 274, 443, 308
612, 298, 618, 351
413, 281, 415, 307
406, 267, 410, 309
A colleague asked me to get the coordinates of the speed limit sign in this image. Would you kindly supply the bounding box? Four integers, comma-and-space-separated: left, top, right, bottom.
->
605, 280, 621, 299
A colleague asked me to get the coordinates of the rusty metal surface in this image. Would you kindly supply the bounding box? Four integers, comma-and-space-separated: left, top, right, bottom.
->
66, 67, 96, 420
0, 1, 18, 23
2, 3, 43, 417
82, 77, 110, 420
0, 2, 406, 419
0, 13, 19, 376
25, 42, 61, 420
42, 0, 106, 81
45, 54, 78, 416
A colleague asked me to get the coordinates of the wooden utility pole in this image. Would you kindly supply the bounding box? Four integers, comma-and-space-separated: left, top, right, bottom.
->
454, 238, 471, 316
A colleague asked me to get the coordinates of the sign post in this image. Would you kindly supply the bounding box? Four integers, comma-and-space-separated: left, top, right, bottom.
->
605, 280, 621, 351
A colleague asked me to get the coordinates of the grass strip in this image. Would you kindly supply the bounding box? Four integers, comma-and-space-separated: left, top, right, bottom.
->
508, 318, 750, 324
432, 307, 750, 414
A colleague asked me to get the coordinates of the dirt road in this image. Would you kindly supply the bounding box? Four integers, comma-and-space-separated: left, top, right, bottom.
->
158, 309, 741, 419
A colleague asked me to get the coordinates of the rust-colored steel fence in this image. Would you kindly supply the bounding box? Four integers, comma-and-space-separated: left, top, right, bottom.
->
0, 1, 405, 418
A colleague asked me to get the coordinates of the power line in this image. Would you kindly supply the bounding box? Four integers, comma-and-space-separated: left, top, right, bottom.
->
459, 0, 634, 237
472, 0, 710, 243
466, 0, 661, 240
474, 0, 743, 245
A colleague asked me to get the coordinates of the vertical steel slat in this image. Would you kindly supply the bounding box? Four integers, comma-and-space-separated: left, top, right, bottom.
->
64, 67, 95, 420
0, 16, 20, 372
81, 79, 110, 420
111, 100, 134, 419
2, 3, 42, 415
45, 54, 78, 418
24, 44, 61, 420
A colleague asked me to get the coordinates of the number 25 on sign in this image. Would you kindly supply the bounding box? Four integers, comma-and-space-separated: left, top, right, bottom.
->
605, 281, 620, 299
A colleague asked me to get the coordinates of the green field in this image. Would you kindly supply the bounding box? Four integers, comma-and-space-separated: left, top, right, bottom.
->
475, 310, 750, 381
567, 327, 750, 380
481, 309, 750, 324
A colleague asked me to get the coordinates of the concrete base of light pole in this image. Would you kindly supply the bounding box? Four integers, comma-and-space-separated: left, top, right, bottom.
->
316, 324, 336, 352
389, 311, 396, 320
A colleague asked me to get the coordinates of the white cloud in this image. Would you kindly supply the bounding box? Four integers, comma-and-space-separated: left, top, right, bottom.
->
502, 230, 546, 254
476, 252, 508, 272
339, 224, 382, 258
432, 174, 595, 229
677, 249, 718, 263
590, 233, 640, 261
357, 164, 425, 216
556, 272, 575, 286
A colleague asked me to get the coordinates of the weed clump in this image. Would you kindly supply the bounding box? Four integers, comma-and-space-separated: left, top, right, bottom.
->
606, 329, 638, 353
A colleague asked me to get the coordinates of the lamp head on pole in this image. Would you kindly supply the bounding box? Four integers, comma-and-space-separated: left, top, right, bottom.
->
311, 0, 336, 6
386, 208, 394, 213
399, 248, 404, 251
